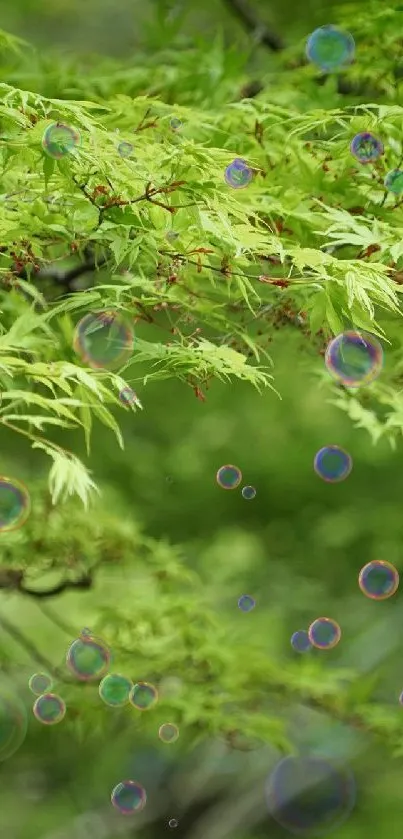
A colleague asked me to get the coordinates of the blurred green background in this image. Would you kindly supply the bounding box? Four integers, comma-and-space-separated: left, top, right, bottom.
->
1, 2, 403, 839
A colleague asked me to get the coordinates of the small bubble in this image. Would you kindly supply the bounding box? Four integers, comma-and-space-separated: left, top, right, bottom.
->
99, 674, 133, 707
169, 819, 179, 828
384, 168, 403, 194
238, 595, 256, 612
33, 693, 66, 725
28, 673, 53, 696
0, 476, 31, 533
224, 159, 253, 189
66, 633, 111, 681
313, 446, 352, 483
73, 311, 134, 371
42, 123, 80, 159
291, 630, 312, 653
241, 485, 256, 500
350, 132, 383, 164
325, 330, 383, 386
170, 118, 182, 131
118, 141, 133, 158
129, 682, 158, 711
216, 464, 242, 489
158, 723, 179, 743
306, 25, 355, 71
308, 617, 341, 650
358, 560, 399, 600
111, 780, 147, 814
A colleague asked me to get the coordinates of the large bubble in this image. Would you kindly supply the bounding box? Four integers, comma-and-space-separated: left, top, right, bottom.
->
265, 755, 356, 836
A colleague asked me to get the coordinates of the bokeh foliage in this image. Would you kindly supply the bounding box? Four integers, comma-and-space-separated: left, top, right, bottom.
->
1, 2, 403, 839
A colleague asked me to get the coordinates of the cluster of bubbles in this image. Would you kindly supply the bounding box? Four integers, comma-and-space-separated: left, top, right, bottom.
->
28, 673, 66, 725
306, 28, 403, 194
216, 464, 256, 500
224, 158, 253, 189
313, 331, 383, 483
0, 476, 31, 533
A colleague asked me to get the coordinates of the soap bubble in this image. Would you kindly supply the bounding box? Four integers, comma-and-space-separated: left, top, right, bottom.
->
241, 485, 256, 500
129, 681, 158, 710
306, 25, 355, 71
291, 630, 312, 653
350, 133, 383, 164
314, 446, 352, 483
325, 330, 383, 387
118, 142, 133, 158
28, 673, 53, 696
0, 476, 31, 532
33, 693, 66, 725
166, 231, 179, 242
42, 123, 80, 159
158, 723, 179, 743
358, 560, 399, 600
111, 780, 147, 815
0, 684, 27, 761
170, 118, 182, 131
119, 387, 141, 407
66, 632, 111, 681
265, 755, 356, 836
169, 818, 179, 828
73, 311, 134, 370
308, 617, 341, 650
216, 464, 242, 489
224, 159, 253, 189
238, 594, 256, 612
384, 168, 403, 194
99, 673, 133, 707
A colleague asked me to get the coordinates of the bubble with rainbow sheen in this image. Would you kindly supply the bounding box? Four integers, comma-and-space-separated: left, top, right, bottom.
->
111, 780, 147, 815
384, 168, 403, 194
314, 446, 352, 483
118, 141, 133, 158
28, 673, 53, 696
119, 387, 141, 408
216, 464, 242, 490
238, 594, 256, 612
33, 693, 66, 725
158, 723, 179, 743
358, 560, 399, 601
99, 673, 133, 707
224, 159, 253, 189
73, 311, 134, 370
42, 123, 80, 159
350, 133, 383, 164
325, 331, 383, 388
305, 25, 355, 71
66, 632, 111, 682
0, 683, 28, 761
265, 755, 356, 836
129, 681, 158, 711
0, 476, 31, 533
169, 818, 179, 828
308, 617, 341, 650
241, 485, 256, 500
291, 629, 312, 653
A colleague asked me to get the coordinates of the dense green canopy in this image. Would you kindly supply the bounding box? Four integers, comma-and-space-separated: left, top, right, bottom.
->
1, 2, 403, 838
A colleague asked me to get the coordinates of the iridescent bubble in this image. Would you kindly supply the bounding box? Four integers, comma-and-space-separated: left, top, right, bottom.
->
358, 560, 399, 601
216, 464, 242, 489
158, 723, 179, 743
350, 133, 383, 164
118, 142, 133, 158
224, 159, 253, 189
308, 617, 341, 650
119, 387, 140, 407
73, 311, 134, 370
129, 682, 158, 711
241, 485, 256, 500
291, 630, 312, 653
169, 819, 179, 828
33, 693, 66, 725
111, 780, 147, 815
306, 25, 355, 71
313, 446, 352, 483
42, 123, 80, 159
238, 594, 256, 612
265, 755, 356, 836
325, 330, 383, 387
99, 673, 133, 707
66, 632, 111, 681
0, 476, 31, 533
28, 673, 53, 696
0, 683, 27, 761
170, 118, 182, 131
384, 168, 403, 194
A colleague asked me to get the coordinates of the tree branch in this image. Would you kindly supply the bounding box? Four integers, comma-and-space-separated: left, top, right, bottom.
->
221, 0, 284, 51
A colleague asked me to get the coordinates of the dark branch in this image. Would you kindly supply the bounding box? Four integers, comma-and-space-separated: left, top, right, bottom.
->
17, 572, 92, 599
221, 0, 284, 51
